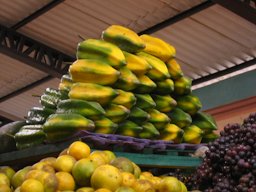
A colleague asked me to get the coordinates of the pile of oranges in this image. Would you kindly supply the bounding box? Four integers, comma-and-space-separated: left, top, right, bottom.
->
0, 141, 188, 192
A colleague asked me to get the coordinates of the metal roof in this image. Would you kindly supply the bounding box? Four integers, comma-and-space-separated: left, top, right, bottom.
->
0, 0, 255, 121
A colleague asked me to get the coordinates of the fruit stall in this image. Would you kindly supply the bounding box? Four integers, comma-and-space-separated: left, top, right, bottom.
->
0, 1, 256, 192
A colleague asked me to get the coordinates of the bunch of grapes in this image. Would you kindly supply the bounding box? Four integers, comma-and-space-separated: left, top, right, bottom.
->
187, 112, 256, 192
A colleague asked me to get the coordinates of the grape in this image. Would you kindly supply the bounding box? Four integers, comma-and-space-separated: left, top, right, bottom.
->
186, 112, 256, 191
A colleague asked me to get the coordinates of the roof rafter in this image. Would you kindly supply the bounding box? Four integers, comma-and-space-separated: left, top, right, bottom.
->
0, 24, 75, 78
138, 1, 215, 35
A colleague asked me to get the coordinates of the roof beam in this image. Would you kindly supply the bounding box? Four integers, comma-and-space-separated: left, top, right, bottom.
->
0, 24, 75, 78
12, 0, 64, 30
192, 58, 256, 85
138, 1, 215, 35
212, 0, 256, 25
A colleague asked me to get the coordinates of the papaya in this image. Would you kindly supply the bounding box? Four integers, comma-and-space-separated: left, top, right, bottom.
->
116, 120, 143, 137
111, 89, 137, 109
167, 108, 192, 128
69, 59, 120, 85
94, 117, 118, 134
176, 94, 202, 115
104, 104, 130, 123
77, 39, 126, 68
127, 107, 150, 124
147, 109, 170, 130
166, 58, 183, 80
139, 122, 160, 139
134, 75, 156, 94
102, 25, 145, 53
69, 83, 118, 106
152, 94, 177, 113
154, 78, 174, 95
173, 76, 192, 96
159, 124, 184, 143
135, 94, 156, 110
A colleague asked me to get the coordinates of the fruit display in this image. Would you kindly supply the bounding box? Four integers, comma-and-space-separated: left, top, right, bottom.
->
0, 140, 188, 192
185, 112, 256, 191
0, 24, 219, 153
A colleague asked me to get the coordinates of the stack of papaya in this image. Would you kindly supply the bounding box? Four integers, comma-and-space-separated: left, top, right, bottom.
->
0, 25, 219, 152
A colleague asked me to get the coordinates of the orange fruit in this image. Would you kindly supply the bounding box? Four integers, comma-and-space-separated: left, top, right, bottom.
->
54, 155, 76, 172
89, 152, 107, 167
158, 176, 182, 192
72, 158, 97, 187
132, 179, 155, 192
140, 171, 153, 179
11, 166, 32, 189
56, 171, 75, 191
94, 188, 112, 192
32, 162, 55, 174
67, 141, 91, 160
115, 186, 136, 192
0, 166, 15, 181
76, 187, 95, 192
0, 173, 10, 186
121, 172, 136, 187
103, 150, 116, 163
0, 184, 12, 192
91, 164, 122, 191
20, 178, 44, 192
40, 157, 57, 167
131, 162, 141, 179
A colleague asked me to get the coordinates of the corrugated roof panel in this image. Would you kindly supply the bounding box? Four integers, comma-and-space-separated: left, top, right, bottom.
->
191, 5, 256, 50
0, 53, 47, 98
152, 4, 256, 79
19, 2, 109, 56
0, 78, 60, 120
160, 0, 206, 11
0, 0, 51, 27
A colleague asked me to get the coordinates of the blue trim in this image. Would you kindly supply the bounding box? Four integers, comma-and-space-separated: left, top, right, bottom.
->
193, 69, 256, 110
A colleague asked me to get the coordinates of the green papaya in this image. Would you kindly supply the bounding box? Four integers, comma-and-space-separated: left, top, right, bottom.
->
104, 104, 130, 123
167, 108, 192, 128
152, 94, 177, 113
192, 112, 217, 133
111, 89, 137, 109
94, 117, 118, 134
147, 109, 170, 130
116, 120, 143, 137
43, 113, 95, 142
56, 99, 105, 120
183, 125, 204, 144
201, 131, 219, 143
26, 107, 55, 125
127, 107, 150, 124
135, 94, 156, 110
134, 75, 156, 94
69, 83, 118, 106
154, 79, 174, 95
159, 124, 184, 143
0, 121, 26, 153
173, 76, 192, 96
139, 122, 160, 139
114, 66, 140, 91
176, 94, 202, 115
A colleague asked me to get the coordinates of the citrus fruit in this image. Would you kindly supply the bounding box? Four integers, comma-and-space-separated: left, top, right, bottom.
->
89, 152, 107, 167
131, 162, 141, 179
140, 171, 153, 179
91, 164, 122, 191
121, 172, 136, 187
72, 158, 97, 186
90, 151, 109, 163
67, 141, 91, 160
110, 157, 134, 173
180, 181, 188, 192
0, 166, 15, 181
158, 176, 182, 192
115, 186, 136, 192
132, 179, 155, 192
20, 179, 44, 192
0, 184, 12, 192
149, 176, 161, 190
0, 173, 10, 186
11, 166, 32, 189
76, 187, 95, 192
103, 150, 116, 163
94, 188, 112, 192
54, 154, 76, 172
40, 157, 57, 167
32, 161, 55, 173
56, 171, 75, 191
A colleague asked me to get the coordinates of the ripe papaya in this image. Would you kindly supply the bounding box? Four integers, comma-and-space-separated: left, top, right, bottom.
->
134, 75, 156, 94
102, 25, 145, 53
173, 76, 192, 96
77, 39, 126, 68
104, 104, 130, 123
159, 124, 184, 143
94, 117, 118, 134
69, 59, 120, 85
69, 83, 118, 106
111, 89, 137, 109
147, 109, 170, 130
176, 94, 202, 115
166, 58, 183, 80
